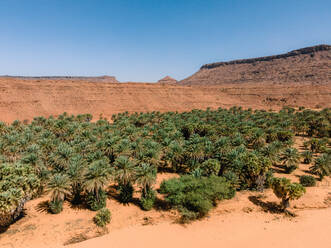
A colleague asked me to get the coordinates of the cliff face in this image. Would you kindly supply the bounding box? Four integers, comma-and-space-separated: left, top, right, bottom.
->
180, 45, 331, 85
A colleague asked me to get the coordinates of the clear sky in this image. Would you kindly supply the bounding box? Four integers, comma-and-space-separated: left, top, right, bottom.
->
0, 0, 330, 82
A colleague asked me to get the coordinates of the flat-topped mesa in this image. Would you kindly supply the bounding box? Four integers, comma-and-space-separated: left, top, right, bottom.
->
179, 44, 331, 85
200, 44, 331, 70
157, 76, 177, 84
0, 75, 119, 83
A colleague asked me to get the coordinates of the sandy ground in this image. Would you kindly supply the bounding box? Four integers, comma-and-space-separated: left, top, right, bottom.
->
1, 183, 329, 248
69, 208, 331, 248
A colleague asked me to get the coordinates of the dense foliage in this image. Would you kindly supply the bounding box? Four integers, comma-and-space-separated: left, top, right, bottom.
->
159, 175, 235, 222
0, 107, 329, 226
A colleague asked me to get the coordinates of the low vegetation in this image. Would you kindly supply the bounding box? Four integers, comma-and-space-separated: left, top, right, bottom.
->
0, 107, 329, 227
159, 175, 235, 222
299, 175, 316, 187
270, 177, 306, 210
93, 208, 111, 227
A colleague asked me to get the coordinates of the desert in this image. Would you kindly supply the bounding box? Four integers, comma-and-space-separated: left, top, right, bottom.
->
1, 1, 331, 248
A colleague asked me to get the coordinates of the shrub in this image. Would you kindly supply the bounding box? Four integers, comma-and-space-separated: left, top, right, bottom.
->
199, 159, 220, 176
223, 171, 239, 189
93, 208, 111, 227
159, 175, 235, 222
49, 200, 63, 214
299, 175, 316, 187
86, 190, 107, 211
271, 177, 306, 210
0, 163, 40, 226
118, 183, 134, 203
140, 190, 156, 211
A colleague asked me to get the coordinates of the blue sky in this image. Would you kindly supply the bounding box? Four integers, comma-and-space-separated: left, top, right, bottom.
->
0, 0, 330, 82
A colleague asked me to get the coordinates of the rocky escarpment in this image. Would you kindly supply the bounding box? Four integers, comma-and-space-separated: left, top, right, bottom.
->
180, 44, 331, 85
200, 44, 331, 69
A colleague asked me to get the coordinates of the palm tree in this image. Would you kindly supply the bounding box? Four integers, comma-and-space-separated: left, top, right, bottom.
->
136, 163, 157, 198
67, 156, 86, 204
310, 153, 331, 180
114, 156, 136, 203
250, 129, 266, 149
84, 160, 110, 210
136, 163, 157, 210
302, 151, 313, 164
261, 143, 281, 166
47, 173, 71, 213
49, 143, 73, 172
280, 148, 301, 174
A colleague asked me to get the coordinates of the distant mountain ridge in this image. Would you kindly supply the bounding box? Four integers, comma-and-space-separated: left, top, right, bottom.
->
180, 44, 331, 85
200, 44, 331, 69
0, 75, 118, 83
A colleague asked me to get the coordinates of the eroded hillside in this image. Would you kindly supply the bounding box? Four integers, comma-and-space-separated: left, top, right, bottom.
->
0, 78, 330, 123
180, 45, 331, 85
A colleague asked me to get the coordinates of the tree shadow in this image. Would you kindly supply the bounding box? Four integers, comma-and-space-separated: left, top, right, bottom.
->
35, 200, 50, 213
301, 169, 315, 175
106, 185, 140, 207
271, 165, 286, 174
0, 225, 10, 234
106, 185, 119, 200
248, 195, 283, 214
154, 197, 171, 211
0, 210, 26, 234
69, 201, 89, 210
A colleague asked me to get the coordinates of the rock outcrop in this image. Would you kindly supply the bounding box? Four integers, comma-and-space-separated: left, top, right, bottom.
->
157, 76, 177, 84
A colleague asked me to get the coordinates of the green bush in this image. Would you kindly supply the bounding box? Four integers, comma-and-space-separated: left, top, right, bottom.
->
299, 175, 316, 187
159, 175, 235, 222
49, 200, 63, 214
93, 208, 111, 227
86, 190, 107, 211
118, 183, 134, 203
271, 177, 306, 210
140, 190, 156, 211
199, 159, 220, 176
0, 163, 40, 225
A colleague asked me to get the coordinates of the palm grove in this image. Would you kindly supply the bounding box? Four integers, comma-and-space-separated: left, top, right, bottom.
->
0, 107, 330, 226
